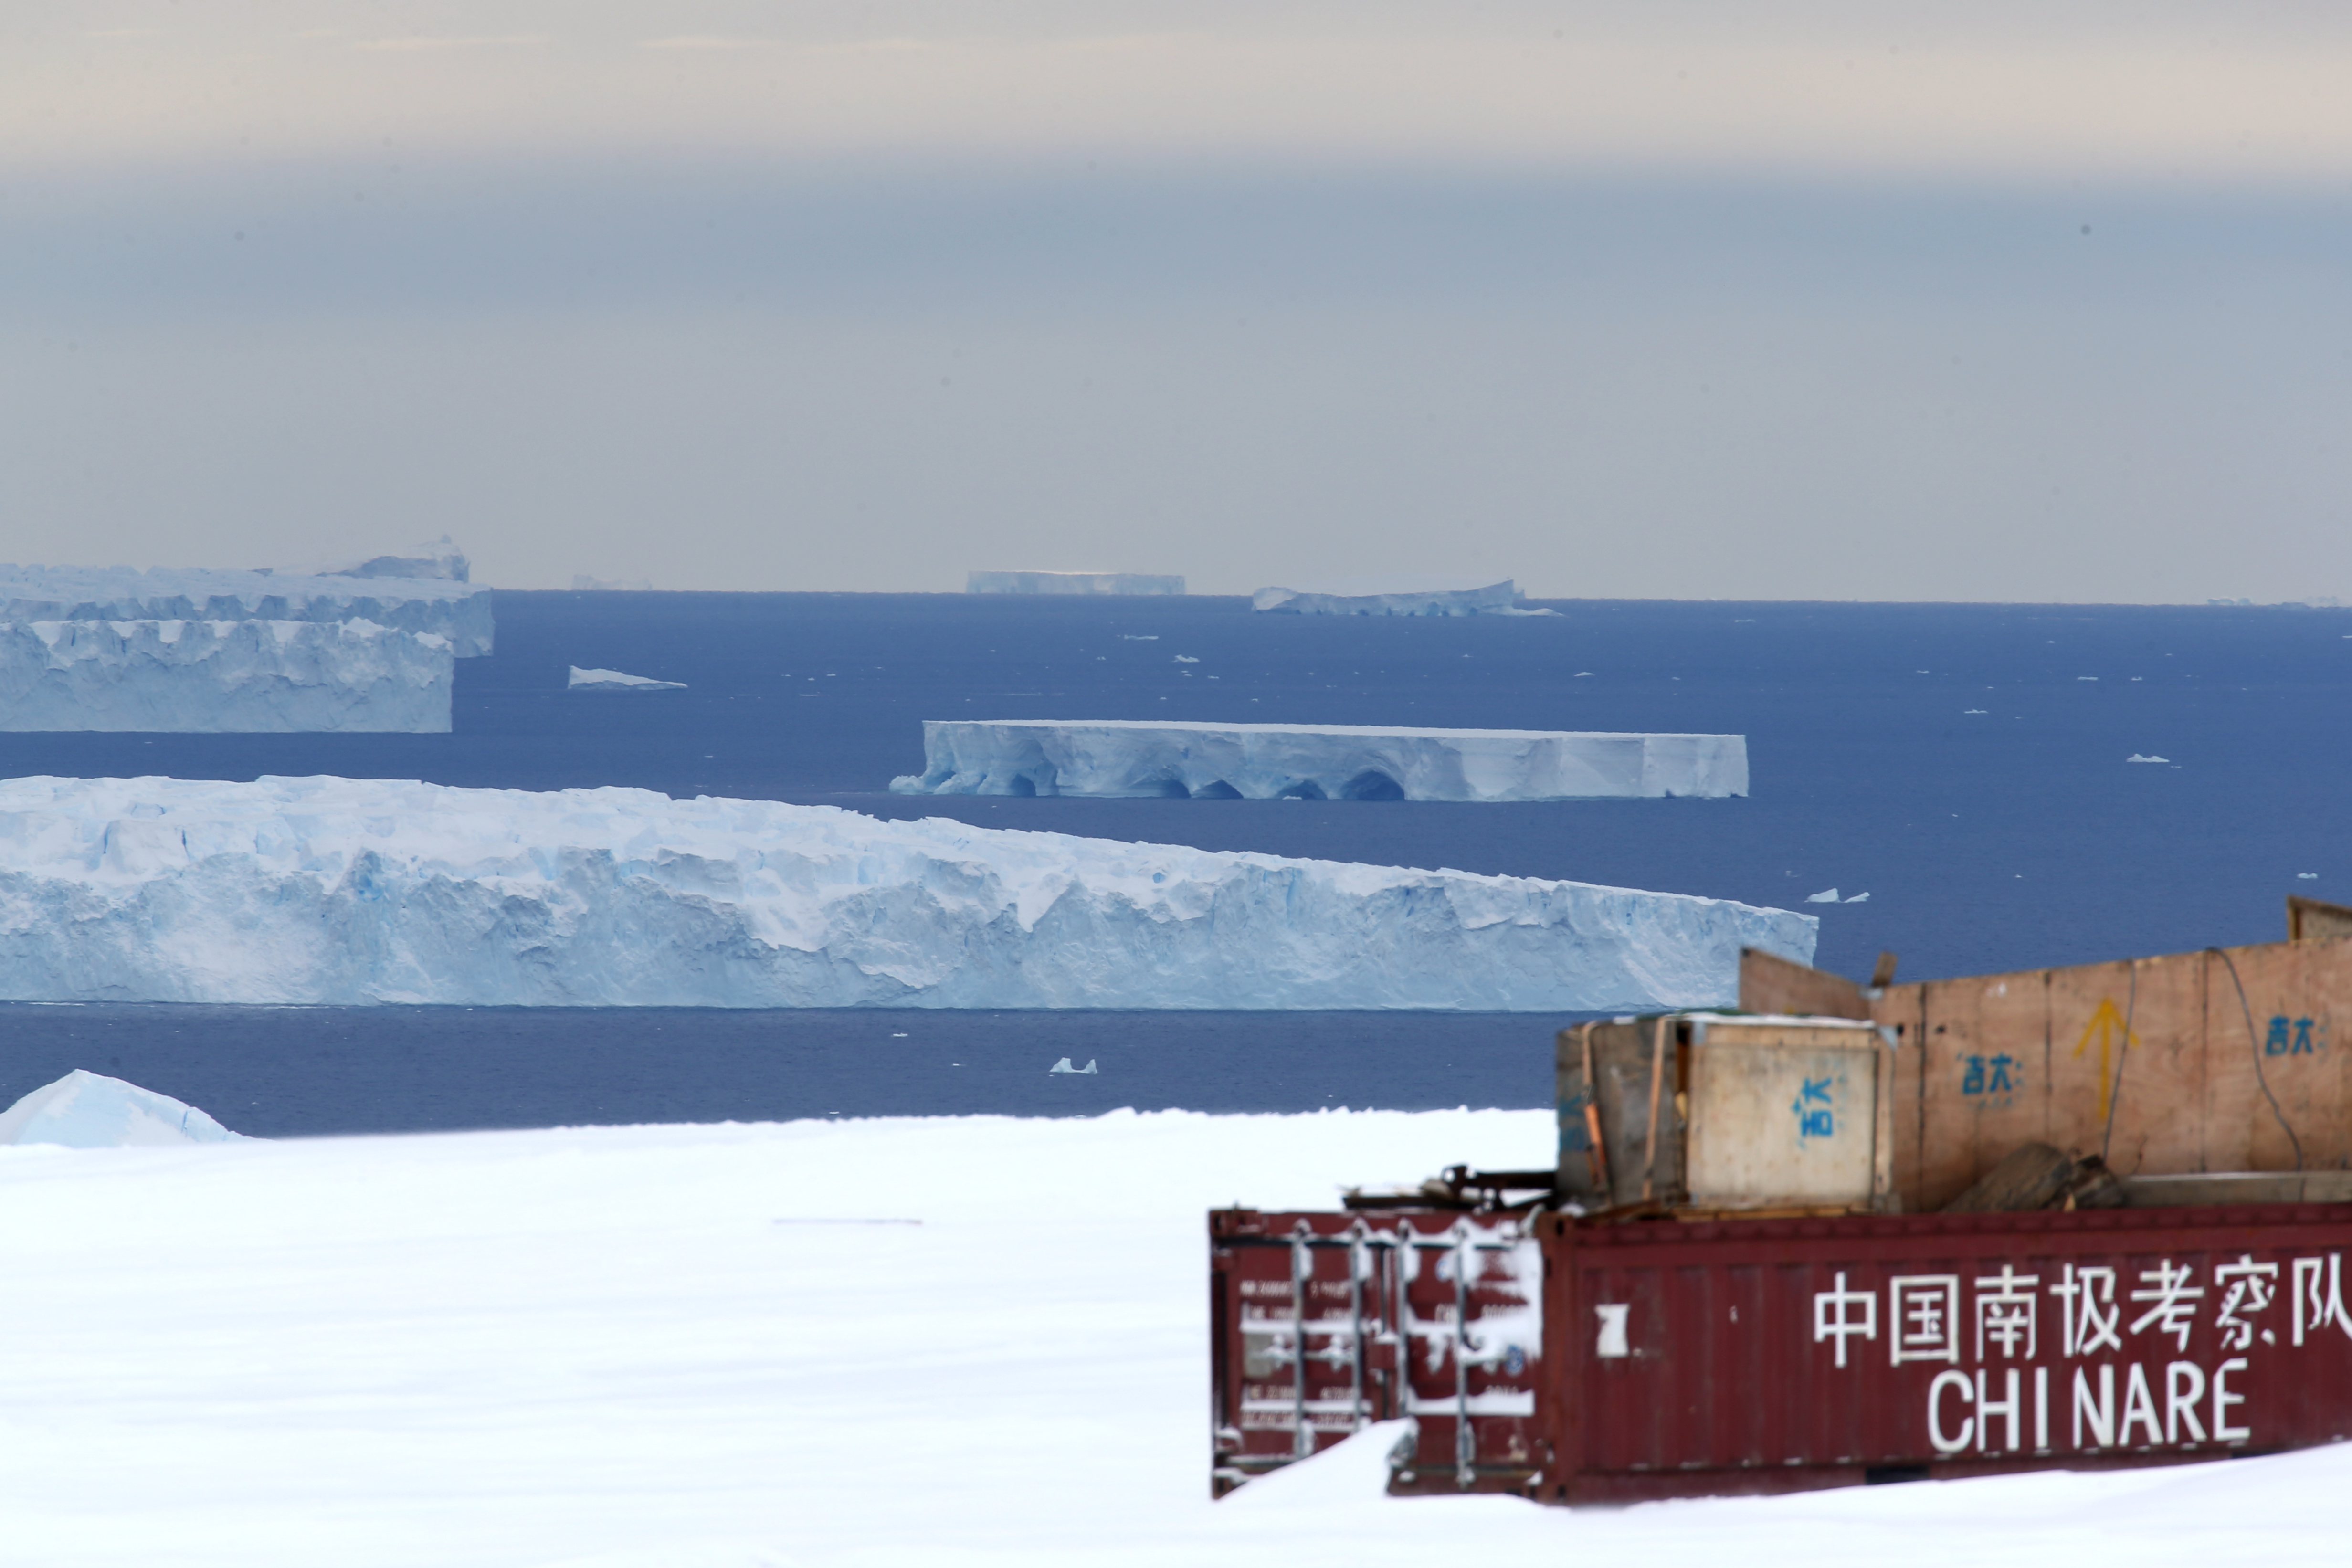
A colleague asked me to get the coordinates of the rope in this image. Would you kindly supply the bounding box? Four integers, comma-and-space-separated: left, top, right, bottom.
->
2100, 959, 2136, 1164
2211, 946, 2304, 1172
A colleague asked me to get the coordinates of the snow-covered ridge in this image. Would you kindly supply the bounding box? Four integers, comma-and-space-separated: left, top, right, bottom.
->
0, 565, 494, 656
0, 776, 1813, 1009
0, 620, 454, 732
891, 721, 1748, 801
1251, 579, 1532, 617
968, 570, 1185, 595
0, 1070, 241, 1147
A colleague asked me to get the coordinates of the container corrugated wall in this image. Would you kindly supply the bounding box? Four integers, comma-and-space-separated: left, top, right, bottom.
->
1539, 1205, 2352, 1503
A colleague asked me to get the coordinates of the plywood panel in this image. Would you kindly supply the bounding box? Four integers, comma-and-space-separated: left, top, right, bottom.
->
1861, 936, 2352, 1209
1736, 948, 1868, 1020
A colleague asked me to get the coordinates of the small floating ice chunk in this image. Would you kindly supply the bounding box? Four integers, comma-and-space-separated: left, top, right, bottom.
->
1048, 1058, 1099, 1074
1173, 655, 1199, 664
2299, 873, 2320, 880
1844, 892, 1870, 903
1805, 888, 1841, 904
2078, 676, 2099, 682
0, 1070, 242, 1147
568, 666, 687, 692
2126, 753, 2170, 764
1119, 635, 1158, 641
1964, 709, 1988, 715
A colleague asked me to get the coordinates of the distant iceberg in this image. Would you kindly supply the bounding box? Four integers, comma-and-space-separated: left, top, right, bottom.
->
568, 666, 686, 692
967, 571, 1185, 596
0, 564, 494, 656
891, 721, 1748, 801
320, 535, 470, 583
1251, 578, 1537, 617
0, 1070, 241, 1147
0, 619, 454, 732
0, 775, 1814, 1011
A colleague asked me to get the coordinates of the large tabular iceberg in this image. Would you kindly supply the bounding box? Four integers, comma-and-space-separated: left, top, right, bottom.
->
967, 571, 1185, 596
0, 565, 494, 656
0, 620, 454, 732
891, 721, 1748, 801
0, 776, 1813, 1010
1251, 579, 1540, 617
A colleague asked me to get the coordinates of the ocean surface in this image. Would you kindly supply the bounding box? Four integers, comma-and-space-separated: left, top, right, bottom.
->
1, 590, 2346, 1135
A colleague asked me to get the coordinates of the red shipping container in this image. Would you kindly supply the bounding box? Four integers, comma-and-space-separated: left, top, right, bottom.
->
1213, 1203, 2352, 1503
1208, 1208, 1545, 1497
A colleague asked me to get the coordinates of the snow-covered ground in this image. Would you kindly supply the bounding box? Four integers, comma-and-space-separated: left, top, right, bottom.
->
0, 564, 495, 656
0, 619, 455, 732
893, 720, 1749, 801
0, 775, 1812, 1008
0, 1106, 2335, 1567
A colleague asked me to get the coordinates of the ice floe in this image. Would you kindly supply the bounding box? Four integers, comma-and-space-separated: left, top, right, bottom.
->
567, 666, 686, 692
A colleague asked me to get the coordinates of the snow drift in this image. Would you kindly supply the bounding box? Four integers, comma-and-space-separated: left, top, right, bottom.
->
891, 721, 1749, 801
0, 620, 455, 732
0, 565, 494, 656
0, 775, 1813, 1009
0, 1069, 240, 1146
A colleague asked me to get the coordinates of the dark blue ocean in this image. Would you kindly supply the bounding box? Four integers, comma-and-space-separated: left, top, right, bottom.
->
1, 591, 2346, 1136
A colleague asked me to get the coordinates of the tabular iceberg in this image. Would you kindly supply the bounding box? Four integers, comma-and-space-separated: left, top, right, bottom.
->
0, 1070, 241, 1146
890, 721, 1748, 801
1251, 579, 1538, 617
968, 571, 1186, 596
0, 565, 494, 656
0, 620, 454, 732
0, 776, 1813, 1010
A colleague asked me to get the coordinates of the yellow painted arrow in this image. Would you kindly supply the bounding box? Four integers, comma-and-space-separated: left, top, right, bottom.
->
2072, 996, 2141, 1121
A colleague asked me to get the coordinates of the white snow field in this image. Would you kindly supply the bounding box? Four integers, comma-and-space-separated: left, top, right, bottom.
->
0, 1069, 239, 1146
967, 570, 1186, 595
891, 720, 1750, 801
1251, 578, 1529, 616
0, 619, 455, 732
568, 665, 687, 691
0, 1108, 2338, 1568
0, 776, 1812, 1008
0, 564, 494, 656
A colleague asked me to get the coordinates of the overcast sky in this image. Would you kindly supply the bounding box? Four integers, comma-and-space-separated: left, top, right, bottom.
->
3, 2, 2347, 598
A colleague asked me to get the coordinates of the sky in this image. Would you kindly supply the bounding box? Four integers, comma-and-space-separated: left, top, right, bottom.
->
2, 2, 2347, 599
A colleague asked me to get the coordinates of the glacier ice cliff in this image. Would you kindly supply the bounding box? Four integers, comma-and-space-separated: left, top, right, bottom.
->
0, 620, 454, 732
889, 721, 1748, 801
0, 1069, 241, 1146
967, 571, 1185, 595
0, 776, 1813, 1010
1251, 579, 1529, 616
0, 565, 494, 657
